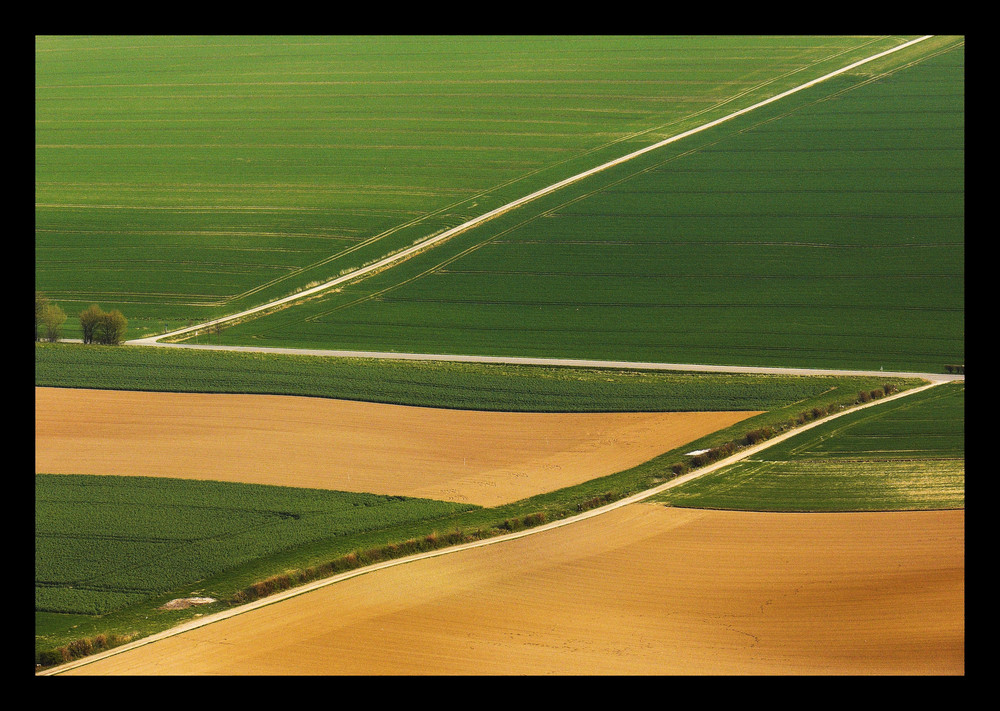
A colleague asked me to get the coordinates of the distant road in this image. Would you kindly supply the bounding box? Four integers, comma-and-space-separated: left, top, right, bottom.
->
121, 342, 964, 384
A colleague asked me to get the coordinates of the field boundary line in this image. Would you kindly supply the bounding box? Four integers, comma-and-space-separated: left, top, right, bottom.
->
110, 341, 965, 384
37, 376, 951, 676
126, 35, 933, 348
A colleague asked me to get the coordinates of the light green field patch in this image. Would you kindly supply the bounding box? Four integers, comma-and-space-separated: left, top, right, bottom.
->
661, 458, 964, 511
657, 382, 965, 511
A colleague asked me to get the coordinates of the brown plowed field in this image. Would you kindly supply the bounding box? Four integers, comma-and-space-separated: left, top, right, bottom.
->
62, 504, 964, 675
34, 387, 758, 506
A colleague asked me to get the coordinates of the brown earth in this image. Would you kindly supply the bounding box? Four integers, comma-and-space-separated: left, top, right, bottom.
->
61, 504, 964, 676
34, 387, 758, 506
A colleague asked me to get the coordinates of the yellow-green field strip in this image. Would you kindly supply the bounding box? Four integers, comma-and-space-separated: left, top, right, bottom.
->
127, 35, 934, 349
128, 342, 965, 384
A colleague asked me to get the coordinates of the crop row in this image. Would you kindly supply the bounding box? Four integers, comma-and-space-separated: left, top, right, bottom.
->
35, 474, 474, 615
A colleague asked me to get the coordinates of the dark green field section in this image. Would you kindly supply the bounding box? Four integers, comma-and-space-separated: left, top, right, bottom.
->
656, 381, 965, 511
35, 474, 474, 616
202, 38, 963, 373
36, 35, 917, 339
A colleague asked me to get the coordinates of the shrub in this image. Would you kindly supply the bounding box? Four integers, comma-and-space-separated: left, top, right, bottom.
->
743, 426, 777, 446
522, 512, 546, 527
858, 390, 871, 403
576, 493, 614, 512
79, 304, 103, 344
94, 309, 128, 345
35, 291, 49, 341
41, 303, 66, 342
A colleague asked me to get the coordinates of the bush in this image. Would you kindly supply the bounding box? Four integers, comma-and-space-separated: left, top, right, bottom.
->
35, 291, 49, 341
40, 303, 66, 342
95, 309, 128, 345
743, 426, 777, 446
79, 304, 102, 344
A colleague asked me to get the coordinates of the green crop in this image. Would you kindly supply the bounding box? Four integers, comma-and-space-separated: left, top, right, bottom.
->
657, 382, 965, 511
191, 39, 964, 373
35, 474, 474, 616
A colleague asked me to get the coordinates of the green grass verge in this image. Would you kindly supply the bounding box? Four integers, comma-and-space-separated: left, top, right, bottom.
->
655, 382, 964, 511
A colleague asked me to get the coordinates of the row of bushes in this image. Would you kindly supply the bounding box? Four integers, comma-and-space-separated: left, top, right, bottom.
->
944, 364, 965, 374
230, 513, 554, 607
232, 508, 562, 607
668, 382, 900, 478
34, 292, 127, 345
858, 383, 896, 403
36, 632, 136, 668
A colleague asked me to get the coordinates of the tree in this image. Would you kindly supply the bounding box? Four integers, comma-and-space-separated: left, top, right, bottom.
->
35, 292, 49, 341
94, 309, 127, 345
40, 303, 67, 342
79, 304, 103, 344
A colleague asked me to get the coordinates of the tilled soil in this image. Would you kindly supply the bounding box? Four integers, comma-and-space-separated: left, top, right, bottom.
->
34, 387, 759, 506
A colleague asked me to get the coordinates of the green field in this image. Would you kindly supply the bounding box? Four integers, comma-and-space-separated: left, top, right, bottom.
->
656, 381, 965, 511
34, 341, 922, 413
186, 37, 963, 373
35, 474, 473, 616
36, 35, 926, 342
